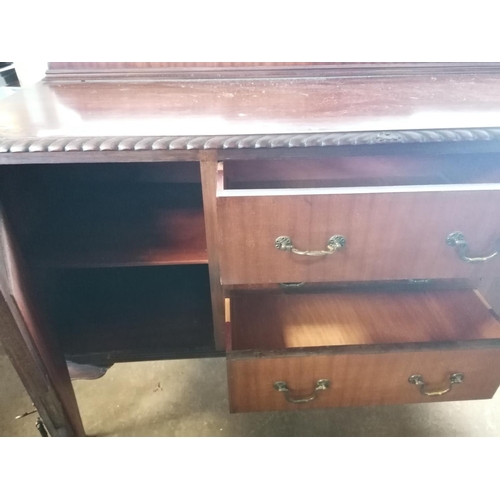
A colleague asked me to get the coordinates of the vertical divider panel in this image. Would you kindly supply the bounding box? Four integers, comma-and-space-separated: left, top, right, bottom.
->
200, 152, 226, 350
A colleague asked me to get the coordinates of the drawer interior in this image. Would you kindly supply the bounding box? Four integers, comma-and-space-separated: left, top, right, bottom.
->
223, 154, 500, 190
228, 289, 500, 351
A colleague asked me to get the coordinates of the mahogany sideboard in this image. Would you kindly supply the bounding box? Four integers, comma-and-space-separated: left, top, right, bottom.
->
2, 62, 500, 436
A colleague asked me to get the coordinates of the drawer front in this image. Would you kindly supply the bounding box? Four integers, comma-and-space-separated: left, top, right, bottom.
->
218, 188, 500, 285
227, 348, 500, 412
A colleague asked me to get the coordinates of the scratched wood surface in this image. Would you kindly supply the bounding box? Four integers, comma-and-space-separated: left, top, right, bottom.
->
3, 74, 500, 142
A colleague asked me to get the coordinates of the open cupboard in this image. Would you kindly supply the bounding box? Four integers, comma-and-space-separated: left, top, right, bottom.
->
0, 162, 216, 367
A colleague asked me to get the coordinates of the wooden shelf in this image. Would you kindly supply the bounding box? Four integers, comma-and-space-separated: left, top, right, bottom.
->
45, 265, 215, 362
230, 289, 500, 351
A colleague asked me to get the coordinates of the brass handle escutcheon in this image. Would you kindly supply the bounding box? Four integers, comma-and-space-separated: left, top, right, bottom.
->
275, 235, 346, 256
408, 373, 464, 397
446, 231, 499, 263
273, 379, 330, 404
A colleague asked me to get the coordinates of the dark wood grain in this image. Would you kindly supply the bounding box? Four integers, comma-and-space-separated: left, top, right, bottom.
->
230, 289, 500, 351
227, 348, 500, 412
218, 185, 500, 285
200, 153, 225, 350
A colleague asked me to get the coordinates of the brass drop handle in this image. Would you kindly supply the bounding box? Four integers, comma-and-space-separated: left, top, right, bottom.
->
275, 235, 346, 256
408, 373, 464, 397
446, 231, 499, 263
273, 379, 330, 404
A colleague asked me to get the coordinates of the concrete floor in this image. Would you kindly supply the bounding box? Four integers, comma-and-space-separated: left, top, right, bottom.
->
2, 342, 500, 436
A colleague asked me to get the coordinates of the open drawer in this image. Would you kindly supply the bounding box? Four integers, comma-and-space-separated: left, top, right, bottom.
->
225, 288, 500, 412
217, 157, 500, 285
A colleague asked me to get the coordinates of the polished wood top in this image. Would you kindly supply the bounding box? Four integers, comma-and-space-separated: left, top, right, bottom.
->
2, 73, 500, 152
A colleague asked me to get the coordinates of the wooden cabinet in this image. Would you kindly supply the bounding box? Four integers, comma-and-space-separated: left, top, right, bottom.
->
3, 63, 500, 435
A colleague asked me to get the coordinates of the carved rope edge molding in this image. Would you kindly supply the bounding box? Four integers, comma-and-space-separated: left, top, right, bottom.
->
2, 128, 500, 153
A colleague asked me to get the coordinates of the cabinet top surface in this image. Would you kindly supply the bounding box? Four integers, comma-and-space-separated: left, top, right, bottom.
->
2, 74, 500, 153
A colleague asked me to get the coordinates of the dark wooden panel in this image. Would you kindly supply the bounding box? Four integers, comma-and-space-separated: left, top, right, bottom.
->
230, 289, 500, 351
218, 186, 500, 284
228, 348, 500, 412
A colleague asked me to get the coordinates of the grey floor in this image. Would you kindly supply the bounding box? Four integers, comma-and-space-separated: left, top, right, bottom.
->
2, 342, 500, 437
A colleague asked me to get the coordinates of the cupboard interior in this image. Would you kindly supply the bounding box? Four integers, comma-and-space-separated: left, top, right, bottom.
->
223, 153, 500, 190
39, 265, 214, 363
0, 162, 215, 363
229, 289, 500, 351
0, 162, 207, 268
